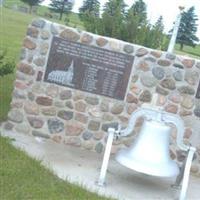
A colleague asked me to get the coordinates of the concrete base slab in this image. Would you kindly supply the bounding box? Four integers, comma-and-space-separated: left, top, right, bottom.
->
1, 129, 200, 200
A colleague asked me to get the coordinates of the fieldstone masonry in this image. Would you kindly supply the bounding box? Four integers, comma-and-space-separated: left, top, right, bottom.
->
2, 18, 200, 175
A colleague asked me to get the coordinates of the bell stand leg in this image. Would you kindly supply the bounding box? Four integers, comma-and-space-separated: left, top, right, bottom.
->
178, 147, 196, 200
97, 128, 115, 186
172, 157, 187, 189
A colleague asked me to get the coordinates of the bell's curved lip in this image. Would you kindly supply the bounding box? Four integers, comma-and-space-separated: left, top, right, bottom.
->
116, 150, 180, 178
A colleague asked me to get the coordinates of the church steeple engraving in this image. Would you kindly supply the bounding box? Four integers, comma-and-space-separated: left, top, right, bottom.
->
47, 60, 74, 86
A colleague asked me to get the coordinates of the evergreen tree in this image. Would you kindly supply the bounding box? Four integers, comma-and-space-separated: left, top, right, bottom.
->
154, 16, 164, 33
100, 0, 127, 39
149, 16, 165, 49
77, 0, 166, 50
131, 0, 147, 25
176, 6, 199, 50
125, 0, 147, 44
50, 0, 73, 20
79, 0, 100, 33
79, 0, 100, 18
20, 0, 43, 13
125, 1, 166, 49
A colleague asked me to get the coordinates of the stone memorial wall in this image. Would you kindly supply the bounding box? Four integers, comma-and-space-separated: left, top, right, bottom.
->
2, 19, 200, 175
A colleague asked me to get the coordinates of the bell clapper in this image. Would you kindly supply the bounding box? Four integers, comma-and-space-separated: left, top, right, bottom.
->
114, 124, 122, 140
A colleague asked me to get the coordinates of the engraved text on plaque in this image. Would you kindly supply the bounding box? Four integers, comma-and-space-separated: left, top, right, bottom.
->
44, 36, 134, 100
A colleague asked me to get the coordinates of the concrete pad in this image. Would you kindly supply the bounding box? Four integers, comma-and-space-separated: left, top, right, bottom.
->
1, 129, 200, 200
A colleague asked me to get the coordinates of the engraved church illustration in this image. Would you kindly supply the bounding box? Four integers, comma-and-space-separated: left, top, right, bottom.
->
47, 60, 74, 87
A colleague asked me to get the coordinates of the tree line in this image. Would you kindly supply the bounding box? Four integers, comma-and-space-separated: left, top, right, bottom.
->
79, 0, 167, 50
20, 0, 199, 50
78, 0, 199, 50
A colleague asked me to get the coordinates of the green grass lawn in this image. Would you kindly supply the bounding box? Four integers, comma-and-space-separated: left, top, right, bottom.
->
175, 44, 200, 59
0, 8, 33, 121
0, 137, 111, 200
0, 8, 34, 60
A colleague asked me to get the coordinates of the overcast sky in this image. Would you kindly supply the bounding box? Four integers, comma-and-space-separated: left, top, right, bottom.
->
41, 0, 200, 39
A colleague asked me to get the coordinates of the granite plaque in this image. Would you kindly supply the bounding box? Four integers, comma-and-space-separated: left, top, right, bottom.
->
196, 81, 200, 99
44, 36, 134, 100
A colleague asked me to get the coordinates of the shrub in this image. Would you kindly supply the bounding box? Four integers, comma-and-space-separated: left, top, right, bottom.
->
0, 50, 15, 77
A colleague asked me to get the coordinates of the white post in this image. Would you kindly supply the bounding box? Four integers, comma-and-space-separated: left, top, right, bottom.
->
179, 147, 196, 200
167, 7, 184, 53
98, 128, 115, 186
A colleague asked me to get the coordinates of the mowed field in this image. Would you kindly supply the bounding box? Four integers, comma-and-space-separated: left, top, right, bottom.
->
0, 8, 34, 120
0, 135, 112, 200
175, 44, 200, 59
